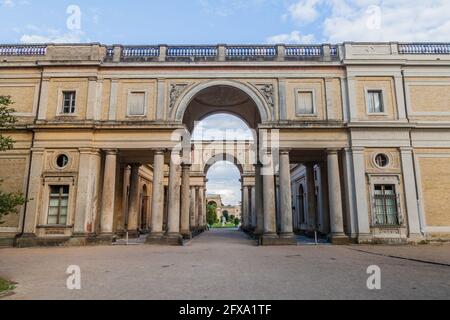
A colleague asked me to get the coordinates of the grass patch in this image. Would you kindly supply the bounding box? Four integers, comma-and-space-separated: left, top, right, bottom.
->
0, 278, 15, 295
211, 223, 238, 229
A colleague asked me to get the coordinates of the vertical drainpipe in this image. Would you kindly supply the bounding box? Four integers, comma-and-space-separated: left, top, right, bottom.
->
402, 69, 425, 236
18, 64, 43, 237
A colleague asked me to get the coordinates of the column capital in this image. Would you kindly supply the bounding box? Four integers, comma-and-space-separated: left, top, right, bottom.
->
181, 162, 192, 169
351, 147, 365, 154
326, 148, 341, 155
31, 147, 45, 154
153, 148, 167, 155
400, 146, 414, 153
129, 163, 142, 168
279, 148, 292, 155
104, 149, 118, 156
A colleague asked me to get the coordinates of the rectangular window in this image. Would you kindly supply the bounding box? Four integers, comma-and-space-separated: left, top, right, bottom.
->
48, 185, 69, 225
367, 90, 384, 113
128, 92, 146, 116
296, 91, 314, 115
62, 91, 76, 114
374, 185, 399, 226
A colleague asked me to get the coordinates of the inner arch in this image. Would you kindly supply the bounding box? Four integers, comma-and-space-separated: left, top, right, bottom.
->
180, 83, 264, 132
206, 161, 242, 207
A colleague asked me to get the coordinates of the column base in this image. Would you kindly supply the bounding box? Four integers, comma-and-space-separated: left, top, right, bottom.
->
279, 232, 297, 244
180, 230, 192, 240
125, 230, 140, 239
253, 229, 264, 236
96, 233, 116, 245
146, 233, 183, 246
16, 234, 72, 248
330, 233, 350, 245
0, 237, 15, 248
259, 233, 296, 246
68, 233, 97, 246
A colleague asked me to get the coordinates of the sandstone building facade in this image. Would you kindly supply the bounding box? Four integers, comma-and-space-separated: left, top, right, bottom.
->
0, 43, 449, 246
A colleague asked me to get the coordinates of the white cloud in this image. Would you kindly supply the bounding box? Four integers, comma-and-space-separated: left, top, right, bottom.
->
207, 162, 242, 205
1, 0, 30, 8
20, 30, 85, 44
274, 0, 450, 43
1, 0, 14, 7
266, 31, 316, 44
192, 114, 254, 140
288, 0, 322, 24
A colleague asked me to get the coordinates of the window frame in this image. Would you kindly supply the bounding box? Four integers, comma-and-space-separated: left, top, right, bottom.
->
295, 88, 317, 117
126, 90, 148, 117
57, 89, 79, 116
374, 153, 390, 169
373, 184, 399, 226
47, 185, 70, 226
61, 91, 77, 114
368, 174, 403, 228
365, 88, 387, 115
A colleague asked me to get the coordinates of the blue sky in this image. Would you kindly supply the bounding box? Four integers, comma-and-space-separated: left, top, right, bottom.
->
193, 114, 252, 206
2, 1, 450, 45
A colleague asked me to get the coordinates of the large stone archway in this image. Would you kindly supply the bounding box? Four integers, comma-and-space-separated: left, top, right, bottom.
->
173, 80, 271, 132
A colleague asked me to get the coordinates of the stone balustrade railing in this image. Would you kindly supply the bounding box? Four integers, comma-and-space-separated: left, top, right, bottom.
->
285, 45, 323, 57
3, 43, 450, 62
398, 43, 450, 54
167, 46, 217, 57
0, 45, 47, 56
226, 46, 277, 57
122, 46, 160, 57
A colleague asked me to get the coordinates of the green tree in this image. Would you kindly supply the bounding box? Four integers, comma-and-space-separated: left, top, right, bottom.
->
234, 218, 240, 227
207, 203, 218, 226
0, 96, 26, 225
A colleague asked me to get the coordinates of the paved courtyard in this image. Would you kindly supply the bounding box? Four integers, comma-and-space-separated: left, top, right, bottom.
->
0, 229, 449, 300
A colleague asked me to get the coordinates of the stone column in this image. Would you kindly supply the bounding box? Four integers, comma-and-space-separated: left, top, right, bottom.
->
100, 150, 118, 238
119, 166, 131, 235
262, 151, 278, 242
127, 163, 141, 237
279, 150, 295, 240
189, 187, 197, 230
202, 188, 207, 226
167, 150, 182, 242
196, 187, 202, 228
86, 77, 97, 120
148, 150, 165, 240
254, 163, 264, 235
351, 148, 371, 241
400, 147, 422, 239
22, 148, 45, 236
37, 78, 50, 120
74, 148, 101, 236
242, 186, 250, 231
327, 150, 348, 244
180, 163, 192, 238
318, 162, 330, 234
251, 186, 256, 228
306, 163, 317, 232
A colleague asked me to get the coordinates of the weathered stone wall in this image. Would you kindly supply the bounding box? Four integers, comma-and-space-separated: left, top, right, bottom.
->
419, 156, 450, 227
